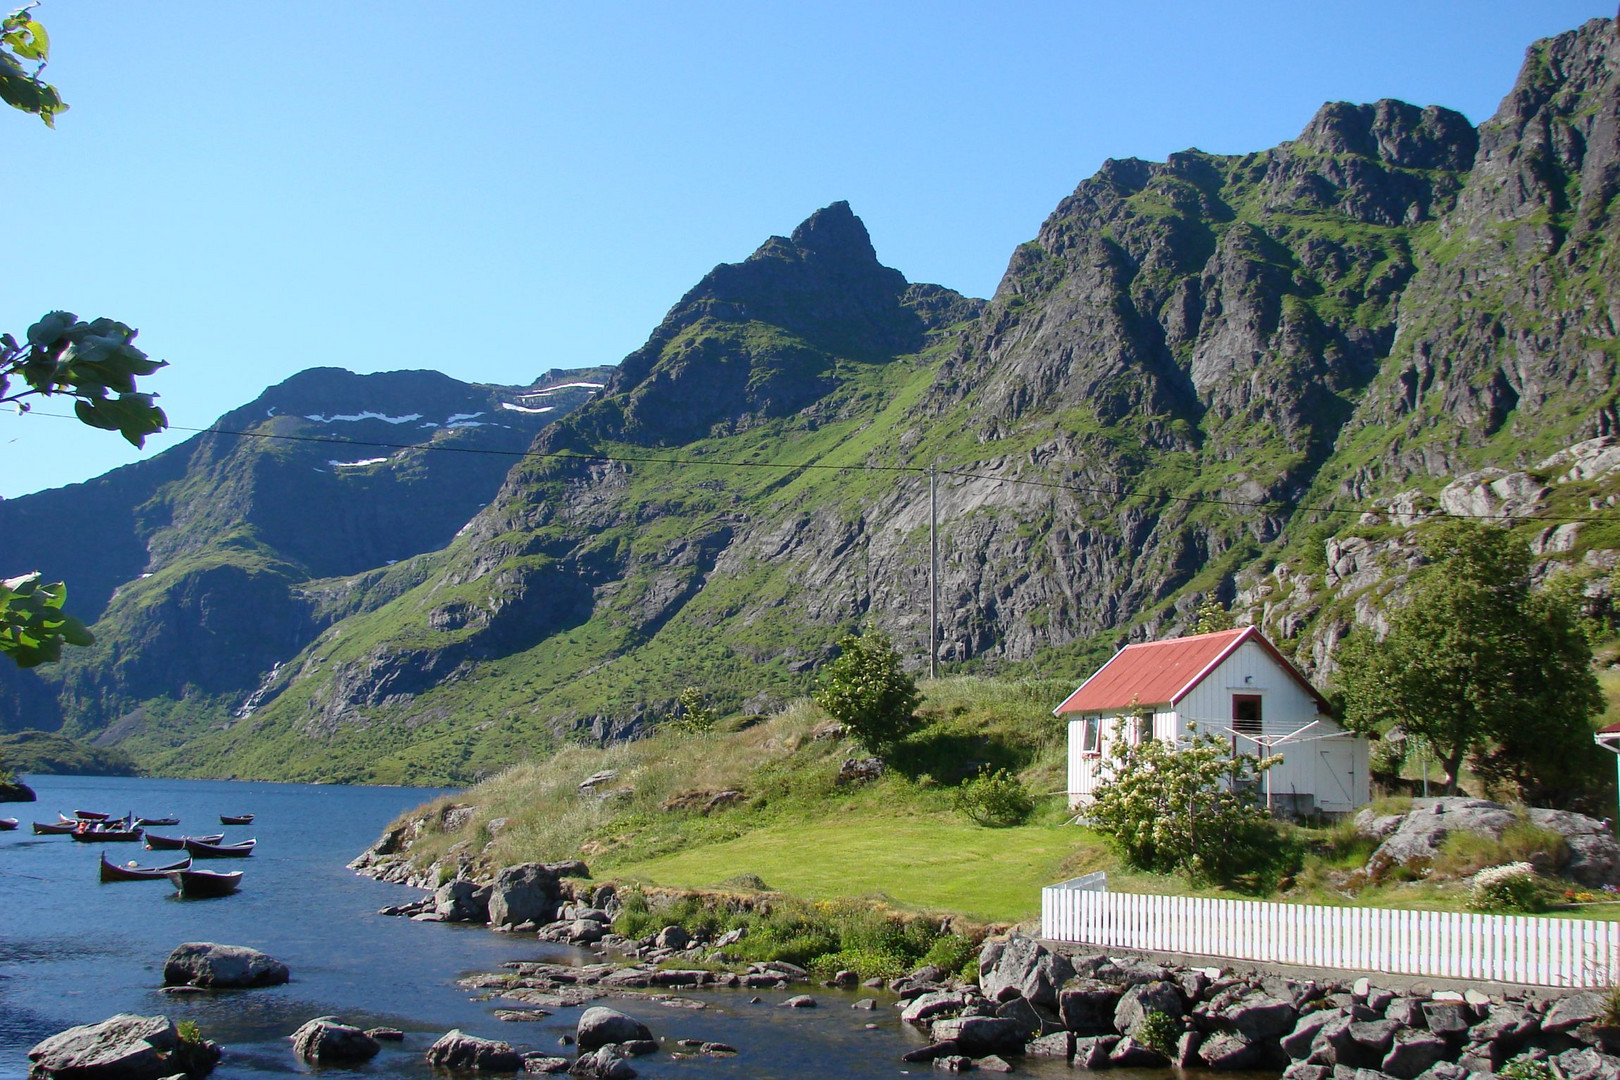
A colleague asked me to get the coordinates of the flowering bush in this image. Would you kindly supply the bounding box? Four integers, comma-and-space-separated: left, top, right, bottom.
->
1468, 862, 1546, 914
812, 626, 922, 755
1086, 728, 1281, 886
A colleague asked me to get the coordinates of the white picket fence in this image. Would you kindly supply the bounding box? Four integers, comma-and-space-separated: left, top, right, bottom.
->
1040, 885, 1620, 988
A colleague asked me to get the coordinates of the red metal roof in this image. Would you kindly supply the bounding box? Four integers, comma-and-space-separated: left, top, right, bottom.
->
1054, 626, 1330, 715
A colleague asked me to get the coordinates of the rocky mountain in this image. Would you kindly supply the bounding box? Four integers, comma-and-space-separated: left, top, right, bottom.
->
6, 16, 1620, 784
0, 367, 609, 735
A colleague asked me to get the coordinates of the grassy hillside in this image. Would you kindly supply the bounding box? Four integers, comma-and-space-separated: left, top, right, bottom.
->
369, 672, 1620, 925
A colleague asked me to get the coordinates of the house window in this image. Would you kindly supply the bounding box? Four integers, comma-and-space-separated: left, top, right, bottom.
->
1078, 718, 1100, 755
1232, 694, 1263, 735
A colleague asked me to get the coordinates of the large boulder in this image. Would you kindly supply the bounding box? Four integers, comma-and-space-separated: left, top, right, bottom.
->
424, 1030, 522, 1071
162, 943, 289, 989
1381, 1029, 1449, 1080
977, 933, 1074, 1011
487, 863, 561, 928
929, 1016, 1026, 1057
576, 1008, 652, 1052
1060, 980, 1124, 1035
28, 1014, 219, 1080
1365, 799, 1518, 871
568, 1046, 636, 1079
1221, 993, 1299, 1040
1114, 980, 1185, 1037
434, 880, 491, 923
290, 1017, 380, 1065
1526, 809, 1620, 887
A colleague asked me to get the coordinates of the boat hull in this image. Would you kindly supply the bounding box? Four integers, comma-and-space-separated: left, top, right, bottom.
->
100, 854, 191, 882
32, 821, 77, 835
70, 828, 144, 843
0, 818, 17, 831
135, 817, 179, 827
183, 837, 255, 858
145, 833, 223, 850
218, 814, 254, 826
168, 869, 242, 898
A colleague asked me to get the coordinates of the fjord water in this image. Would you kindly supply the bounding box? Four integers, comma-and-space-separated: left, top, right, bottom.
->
0, 775, 1085, 1080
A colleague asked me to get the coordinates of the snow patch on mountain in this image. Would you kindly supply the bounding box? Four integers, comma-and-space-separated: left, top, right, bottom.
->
304, 411, 423, 424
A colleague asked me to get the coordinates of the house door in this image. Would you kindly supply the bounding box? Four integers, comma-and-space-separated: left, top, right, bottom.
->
1232, 694, 1262, 748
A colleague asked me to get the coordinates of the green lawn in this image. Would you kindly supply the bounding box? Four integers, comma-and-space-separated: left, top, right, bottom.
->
605, 811, 1080, 923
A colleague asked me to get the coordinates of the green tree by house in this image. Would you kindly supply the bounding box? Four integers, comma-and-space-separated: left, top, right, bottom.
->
1332, 521, 1602, 801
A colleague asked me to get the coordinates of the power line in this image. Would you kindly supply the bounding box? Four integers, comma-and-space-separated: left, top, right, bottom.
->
7, 406, 1616, 525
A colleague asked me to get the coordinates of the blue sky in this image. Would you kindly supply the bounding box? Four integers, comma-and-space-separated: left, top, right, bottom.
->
1, 1, 1611, 498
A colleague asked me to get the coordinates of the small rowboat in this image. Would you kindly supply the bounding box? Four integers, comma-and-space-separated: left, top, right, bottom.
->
0, 818, 17, 831
32, 820, 77, 835
145, 832, 224, 851
183, 837, 255, 858
73, 810, 110, 821
219, 814, 254, 826
169, 868, 242, 898
135, 816, 179, 827
70, 825, 144, 843
100, 853, 191, 882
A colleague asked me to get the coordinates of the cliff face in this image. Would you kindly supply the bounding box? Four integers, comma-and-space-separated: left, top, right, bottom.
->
8, 18, 1620, 784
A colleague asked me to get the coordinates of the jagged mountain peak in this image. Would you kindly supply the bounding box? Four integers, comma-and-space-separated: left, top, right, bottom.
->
1293, 99, 1477, 172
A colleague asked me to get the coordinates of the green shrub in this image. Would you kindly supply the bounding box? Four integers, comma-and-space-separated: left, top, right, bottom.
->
1498, 1056, 1556, 1080
1468, 863, 1547, 914
954, 767, 1035, 827
1136, 1009, 1181, 1058
666, 686, 717, 734
919, 932, 977, 975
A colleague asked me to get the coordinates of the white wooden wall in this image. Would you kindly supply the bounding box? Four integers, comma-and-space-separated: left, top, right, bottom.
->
1041, 888, 1620, 989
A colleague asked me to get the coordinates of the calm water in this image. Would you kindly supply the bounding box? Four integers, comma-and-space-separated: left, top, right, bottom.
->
0, 775, 1087, 1079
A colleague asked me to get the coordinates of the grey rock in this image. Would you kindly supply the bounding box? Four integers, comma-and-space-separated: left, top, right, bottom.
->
1059, 980, 1124, 1035
901, 1042, 958, 1063
1382, 1029, 1449, 1080
929, 1016, 1025, 1056
434, 880, 491, 923
1470, 1004, 1539, 1045
1115, 980, 1186, 1036
1285, 1066, 1333, 1080
994, 995, 1060, 1038
162, 942, 290, 989
1026, 1031, 1074, 1060
1225, 994, 1301, 1040
1202, 1030, 1266, 1070
1176, 1029, 1205, 1068
575, 1008, 652, 1052
27, 1014, 217, 1080
932, 1056, 971, 1073
1073, 1035, 1121, 1068
976, 1055, 1014, 1074
1423, 1002, 1478, 1038
976, 933, 1073, 1011
1386, 999, 1427, 1028
1554, 1046, 1620, 1080
1350, 1020, 1401, 1058
521, 1055, 570, 1074
290, 1017, 380, 1065
902, 992, 967, 1025
1110, 1035, 1171, 1067
1414, 1064, 1468, 1080
652, 925, 689, 951
617, 1041, 656, 1057
487, 864, 562, 928
568, 1046, 635, 1080
1546, 994, 1607, 1034
1285, 1009, 1346, 1060
779, 995, 816, 1008
424, 1030, 523, 1071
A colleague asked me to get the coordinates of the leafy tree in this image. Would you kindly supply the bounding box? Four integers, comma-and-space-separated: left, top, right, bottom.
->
0, 4, 65, 126
1085, 726, 1278, 884
1193, 597, 1235, 634
666, 685, 717, 734
1333, 521, 1602, 799
812, 625, 922, 755
0, 10, 168, 668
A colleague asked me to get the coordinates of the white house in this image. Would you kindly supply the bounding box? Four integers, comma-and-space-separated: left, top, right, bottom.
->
1055, 626, 1370, 817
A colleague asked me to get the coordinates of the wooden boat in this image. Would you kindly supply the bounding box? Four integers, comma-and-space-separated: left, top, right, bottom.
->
70, 824, 144, 843
145, 832, 224, 851
218, 814, 254, 826
100, 853, 191, 882
72, 810, 110, 821
135, 816, 179, 827
183, 836, 255, 858
32, 820, 78, 835
0, 818, 17, 831
168, 868, 242, 898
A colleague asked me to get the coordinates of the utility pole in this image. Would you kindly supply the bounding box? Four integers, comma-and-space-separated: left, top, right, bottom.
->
929, 465, 938, 680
